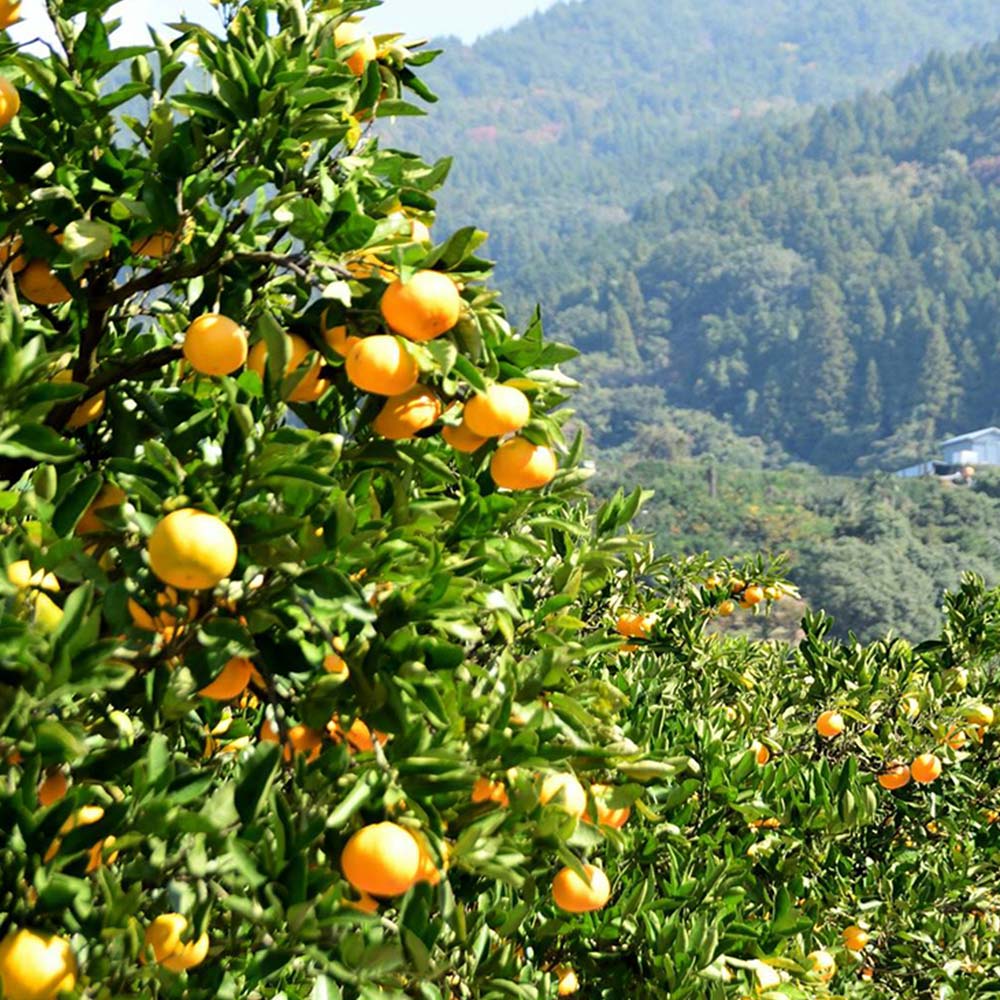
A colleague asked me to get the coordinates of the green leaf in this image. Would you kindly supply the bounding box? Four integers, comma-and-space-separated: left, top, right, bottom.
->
0, 425, 79, 462
52, 473, 102, 537
235, 742, 281, 824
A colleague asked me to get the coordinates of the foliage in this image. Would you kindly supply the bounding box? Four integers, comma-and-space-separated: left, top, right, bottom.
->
597, 457, 1000, 641
0, 3, 999, 1000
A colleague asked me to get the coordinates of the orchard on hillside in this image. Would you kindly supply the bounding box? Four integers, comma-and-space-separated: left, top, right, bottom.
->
0, 1, 998, 998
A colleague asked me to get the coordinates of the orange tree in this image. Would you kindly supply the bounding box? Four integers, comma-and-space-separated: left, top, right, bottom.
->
0, 1, 998, 999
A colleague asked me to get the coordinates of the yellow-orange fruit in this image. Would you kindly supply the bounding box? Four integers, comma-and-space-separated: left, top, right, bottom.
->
471, 776, 509, 808
37, 770, 68, 808
380, 271, 461, 342
911, 753, 942, 784
964, 704, 994, 727
0, 2, 22, 31
147, 508, 238, 591
616, 612, 655, 639
247, 333, 329, 402
407, 829, 443, 886
131, 230, 183, 259
0, 76, 19, 128
807, 950, 836, 982
877, 764, 910, 791
552, 864, 611, 913
260, 720, 323, 763
341, 822, 421, 897
346, 335, 418, 396
442, 420, 488, 453
463, 384, 531, 438
539, 773, 587, 818
718, 599, 736, 616
76, 483, 126, 536
741, 585, 765, 606
144, 913, 209, 972
320, 314, 362, 358
556, 966, 580, 996
751, 740, 770, 765
323, 653, 348, 674
0, 928, 77, 1000
52, 370, 106, 429
372, 385, 442, 440
328, 716, 378, 753
815, 710, 845, 739
127, 587, 198, 642
589, 783, 630, 829
843, 925, 870, 951
334, 21, 377, 76
0, 234, 26, 272
85, 835, 118, 874
17, 260, 71, 305
490, 437, 558, 491
183, 314, 248, 376
198, 656, 254, 700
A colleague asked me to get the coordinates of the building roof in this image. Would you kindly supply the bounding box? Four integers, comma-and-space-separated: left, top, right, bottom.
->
939, 427, 1000, 447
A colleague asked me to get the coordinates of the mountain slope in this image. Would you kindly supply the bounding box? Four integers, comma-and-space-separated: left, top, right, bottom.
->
391, 0, 1000, 296
537, 41, 1000, 472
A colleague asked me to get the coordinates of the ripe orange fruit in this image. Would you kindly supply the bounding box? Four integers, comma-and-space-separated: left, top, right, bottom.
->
471, 776, 510, 808
899, 695, 920, 719
85, 835, 118, 874
131, 230, 182, 259
260, 720, 323, 762
17, 260, 71, 305
346, 335, 418, 396
616, 612, 655, 639
247, 333, 329, 402
807, 949, 836, 982
380, 270, 461, 342
44, 804, 108, 864
556, 966, 580, 996
442, 420, 488, 453
717, 599, 736, 616
911, 753, 942, 784
539, 773, 587, 818
75, 483, 126, 535
0, 2, 22, 31
0, 234, 26, 272
843, 925, 870, 951
0, 928, 77, 1000
183, 314, 248, 376
328, 716, 377, 753
944, 725, 967, 750
816, 710, 845, 739
877, 764, 910, 791
323, 653, 348, 674
490, 437, 558, 491
589, 783, 630, 829
372, 385, 442, 439
334, 20, 377, 76
341, 822, 421, 897
147, 509, 237, 591
198, 656, 254, 700
128, 587, 198, 642
388, 212, 432, 245
37, 770, 68, 808
407, 829, 443, 886
552, 864, 611, 913
751, 740, 770, 765
741, 585, 765, 606
964, 704, 994, 727
52, 370, 106, 429
320, 314, 362, 358
463, 384, 531, 438
144, 913, 209, 972
0, 76, 19, 129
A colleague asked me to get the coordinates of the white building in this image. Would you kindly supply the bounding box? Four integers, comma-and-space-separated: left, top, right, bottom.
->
895, 427, 1000, 478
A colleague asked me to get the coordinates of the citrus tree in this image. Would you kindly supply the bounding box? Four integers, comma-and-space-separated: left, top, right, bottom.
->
0, 2, 998, 999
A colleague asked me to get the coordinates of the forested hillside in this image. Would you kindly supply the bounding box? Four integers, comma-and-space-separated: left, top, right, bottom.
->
595, 457, 1000, 642
536, 41, 1000, 471
390, 0, 1000, 301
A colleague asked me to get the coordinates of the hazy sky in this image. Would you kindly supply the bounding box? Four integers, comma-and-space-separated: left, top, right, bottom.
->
14, 1, 562, 47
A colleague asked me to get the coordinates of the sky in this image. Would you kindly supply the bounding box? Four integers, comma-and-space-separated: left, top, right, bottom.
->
14, 0, 563, 48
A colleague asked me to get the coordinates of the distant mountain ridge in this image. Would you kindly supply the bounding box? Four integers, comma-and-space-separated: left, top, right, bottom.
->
388, 0, 1000, 298
536, 41, 1000, 472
